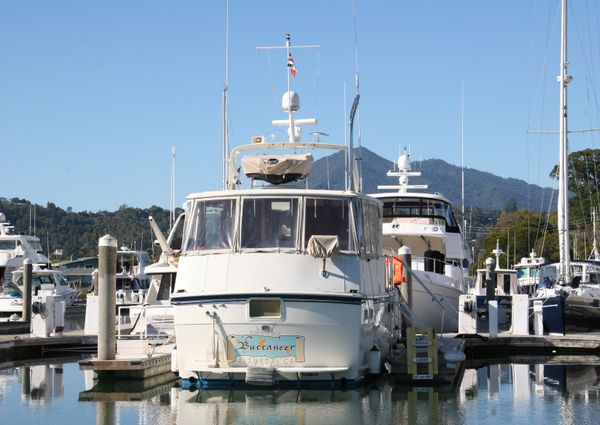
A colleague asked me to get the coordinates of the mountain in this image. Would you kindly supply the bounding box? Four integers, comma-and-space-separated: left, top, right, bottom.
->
307, 147, 554, 212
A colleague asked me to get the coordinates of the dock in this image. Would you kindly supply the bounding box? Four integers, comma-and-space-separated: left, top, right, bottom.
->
0, 328, 97, 368
460, 332, 600, 357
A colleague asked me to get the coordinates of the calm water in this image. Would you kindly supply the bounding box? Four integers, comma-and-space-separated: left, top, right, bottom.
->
1, 358, 600, 424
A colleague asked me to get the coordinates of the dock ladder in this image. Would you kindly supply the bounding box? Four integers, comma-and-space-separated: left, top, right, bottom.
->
406, 327, 438, 380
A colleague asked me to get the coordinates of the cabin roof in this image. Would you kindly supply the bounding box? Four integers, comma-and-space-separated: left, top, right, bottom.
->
370, 191, 451, 204
186, 188, 381, 202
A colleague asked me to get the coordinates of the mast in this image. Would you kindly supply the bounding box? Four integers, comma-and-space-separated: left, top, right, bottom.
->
592, 208, 599, 260
558, 0, 572, 283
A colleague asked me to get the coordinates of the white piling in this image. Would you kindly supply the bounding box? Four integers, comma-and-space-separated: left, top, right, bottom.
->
98, 235, 117, 361
488, 300, 498, 338
533, 300, 544, 336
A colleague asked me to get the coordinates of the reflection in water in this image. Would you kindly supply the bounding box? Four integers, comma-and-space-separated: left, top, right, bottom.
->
2, 360, 600, 424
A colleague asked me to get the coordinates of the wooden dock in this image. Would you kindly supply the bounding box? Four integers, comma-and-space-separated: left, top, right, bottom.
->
460, 333, 600, 357
0, 329, 97, 365
80, 352, 173, 380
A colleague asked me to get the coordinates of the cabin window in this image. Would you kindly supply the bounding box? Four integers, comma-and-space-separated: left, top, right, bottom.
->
382, 198, 459, 232
516, 268, 529, 279
249, 299, 282, 318
0, 241, 16, 250
185, 198, 236, 251
358, 200, 381, 258
365, 201, 382, 257
241, 198, 299, 249
305, 198, 355, 252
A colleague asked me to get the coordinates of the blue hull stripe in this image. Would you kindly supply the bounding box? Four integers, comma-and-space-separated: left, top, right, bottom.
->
171, 293, 363, 305
181, 376, 365, 391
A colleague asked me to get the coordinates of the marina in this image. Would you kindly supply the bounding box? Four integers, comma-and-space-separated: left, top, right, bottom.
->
3, 0, 600, 423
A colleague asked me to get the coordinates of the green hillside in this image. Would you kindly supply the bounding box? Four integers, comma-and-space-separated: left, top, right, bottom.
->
307, 147, 554, 212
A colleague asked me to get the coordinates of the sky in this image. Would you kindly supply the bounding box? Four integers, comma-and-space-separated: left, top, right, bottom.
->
1, 0, 600, 212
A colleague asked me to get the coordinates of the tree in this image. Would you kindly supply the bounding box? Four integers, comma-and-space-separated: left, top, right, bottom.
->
550, 148, 600, 259
505, 198, 518, 213
482, 209, 559, 267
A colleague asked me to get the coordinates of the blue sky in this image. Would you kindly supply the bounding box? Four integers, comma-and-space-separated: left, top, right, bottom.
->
1, 1, 599, 212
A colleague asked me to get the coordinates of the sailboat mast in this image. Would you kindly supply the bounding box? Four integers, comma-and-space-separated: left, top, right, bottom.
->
558, 0, 572, 282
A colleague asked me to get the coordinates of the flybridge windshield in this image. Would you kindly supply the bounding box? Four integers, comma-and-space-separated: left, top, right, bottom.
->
185, 199, 236, 251
382, 197, 459, 232
183, 195, 380, 256
241, 198, 299, 249
305, 198, 355, 251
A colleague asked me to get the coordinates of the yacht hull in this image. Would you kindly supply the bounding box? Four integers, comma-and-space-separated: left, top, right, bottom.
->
533, 295, 600, 334
172, 293, 390, 388
411, 270, 462, 332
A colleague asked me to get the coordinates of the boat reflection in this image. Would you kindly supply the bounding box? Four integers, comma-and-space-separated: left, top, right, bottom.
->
4, 358, 600, 425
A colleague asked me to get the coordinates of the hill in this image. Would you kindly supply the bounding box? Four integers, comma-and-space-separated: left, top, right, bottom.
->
307, 147, 554, 212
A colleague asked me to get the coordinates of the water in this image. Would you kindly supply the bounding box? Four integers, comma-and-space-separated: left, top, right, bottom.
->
1, 358, 600, 424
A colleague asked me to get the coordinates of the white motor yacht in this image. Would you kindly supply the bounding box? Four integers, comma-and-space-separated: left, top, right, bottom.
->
0, 266, 78, 320
114, 247, 151, 309
370, 151, 471, 332
0, 213, 51, 283
171, 39, 398, 388
515, 250, 546, 294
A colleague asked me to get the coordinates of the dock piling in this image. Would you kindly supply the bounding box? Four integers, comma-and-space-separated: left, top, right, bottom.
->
22, 259, 32, 323
533, 300, 543, 335
399, 246, 413, 309
98, 235, 117, 361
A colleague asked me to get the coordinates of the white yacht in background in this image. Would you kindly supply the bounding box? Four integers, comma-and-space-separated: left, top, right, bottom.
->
370, 151, 471, 332
514, 250, 546, 294
128, 214, 183, 338
0, 266, 78, 320
171, 37, 398, 389
114, 247, 151, 308
0, 213, 50, 283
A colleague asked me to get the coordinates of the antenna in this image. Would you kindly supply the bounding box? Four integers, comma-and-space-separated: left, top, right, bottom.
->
222, 0, 230, 190
348, 94, 360, 192
461, 82, 464, 215
461, 81, 465, 233
352, 0, 363, 192
170, 146, 176, 230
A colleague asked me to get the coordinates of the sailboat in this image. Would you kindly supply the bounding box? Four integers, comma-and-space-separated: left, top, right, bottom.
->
170, 35, 399, 388
533, 0, 600, 333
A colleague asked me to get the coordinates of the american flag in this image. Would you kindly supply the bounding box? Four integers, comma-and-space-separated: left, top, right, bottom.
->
287, 53, 297, 77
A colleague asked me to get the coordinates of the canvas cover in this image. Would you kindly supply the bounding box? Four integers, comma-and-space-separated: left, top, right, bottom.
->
307, 235, 340, 258
242, 153, 313, 185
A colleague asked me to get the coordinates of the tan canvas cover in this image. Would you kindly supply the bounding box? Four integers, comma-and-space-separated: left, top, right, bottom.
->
307, 235, 340, 258
242, 153, 313, 184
